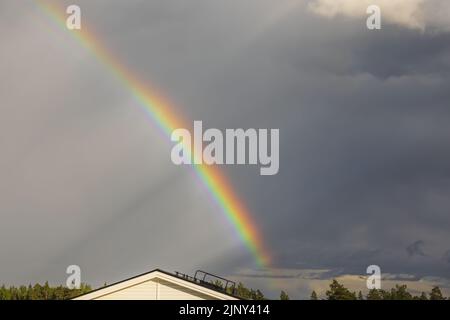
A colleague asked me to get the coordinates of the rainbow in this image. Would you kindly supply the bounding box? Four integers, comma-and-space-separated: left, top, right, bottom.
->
35, 0, 271, 267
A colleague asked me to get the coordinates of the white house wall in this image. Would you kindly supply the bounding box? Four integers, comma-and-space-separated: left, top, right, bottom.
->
74, 270, 238, 300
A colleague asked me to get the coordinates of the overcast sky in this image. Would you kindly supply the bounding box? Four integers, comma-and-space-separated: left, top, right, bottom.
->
1, 0, 450, 299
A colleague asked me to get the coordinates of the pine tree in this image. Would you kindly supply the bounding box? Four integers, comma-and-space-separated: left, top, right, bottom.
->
310, 290, 318, 300
234, 282, 266, 300
212, 280, 224, 289
358, 291, 364, 300
390, 285, 412, 300
418, 292, 428, 300
325, 279, 357, 300
251, 289, 266, 300
235, 282, 251, 299
280, 290, 290, 300
429, 286, 445, 300
366, 289, 382, 300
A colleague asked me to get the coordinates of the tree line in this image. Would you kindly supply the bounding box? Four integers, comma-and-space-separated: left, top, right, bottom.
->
0, 283, 91, 300
220, 279, 448, 300
0, 279, 447, 300
310, 279, 448, 300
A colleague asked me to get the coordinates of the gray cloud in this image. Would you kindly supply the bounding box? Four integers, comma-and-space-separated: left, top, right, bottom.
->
406, 241, 427, 257
308, 0, 450, 31
443, 250, 450, 264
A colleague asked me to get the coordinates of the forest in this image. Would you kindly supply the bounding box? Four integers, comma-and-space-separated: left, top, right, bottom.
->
0, 279, 447, 300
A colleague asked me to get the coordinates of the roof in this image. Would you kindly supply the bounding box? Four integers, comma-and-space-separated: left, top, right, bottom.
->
72, 269, 242, 300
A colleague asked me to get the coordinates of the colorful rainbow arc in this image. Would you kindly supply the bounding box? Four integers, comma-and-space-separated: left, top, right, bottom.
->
35, 1, 271, 267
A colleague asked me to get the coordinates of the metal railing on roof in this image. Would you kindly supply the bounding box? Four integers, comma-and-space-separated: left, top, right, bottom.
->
174, 270, 237, 296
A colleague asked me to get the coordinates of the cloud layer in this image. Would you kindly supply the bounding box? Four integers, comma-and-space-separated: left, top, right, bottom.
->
308, 0, 450, 31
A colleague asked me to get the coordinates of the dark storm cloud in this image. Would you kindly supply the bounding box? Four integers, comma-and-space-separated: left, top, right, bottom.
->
348, 30, 450, 79
407, 241, 427, 257
222, 5, 450, 282
443, 250, 450, 264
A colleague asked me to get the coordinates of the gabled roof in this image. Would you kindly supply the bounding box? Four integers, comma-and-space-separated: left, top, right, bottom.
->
73, 269, 240, 300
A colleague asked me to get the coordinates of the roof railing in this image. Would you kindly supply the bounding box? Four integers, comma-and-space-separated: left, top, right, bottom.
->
174, 270, 237, 296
